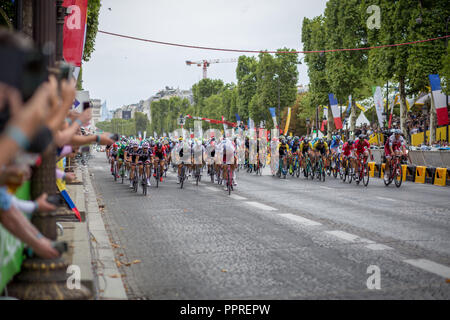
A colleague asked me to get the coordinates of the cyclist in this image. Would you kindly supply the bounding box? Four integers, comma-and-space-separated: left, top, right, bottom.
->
341, 139, 356, 172
384, 129, 407, 182
109, 143, 119, 177
354, 134, 373, 178
312, 138, 329, 168
222, 137, 236, 190
117, 140, 127, 178
138, 142, 153, 186
289, 136, 301, 173
126, 141, 140, 188
330, 135, 343, 155
278, 137, 290, 175
152, 142, 166, 183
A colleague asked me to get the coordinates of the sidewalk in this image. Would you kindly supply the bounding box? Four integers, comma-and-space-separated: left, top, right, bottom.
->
58, 164, 127, 300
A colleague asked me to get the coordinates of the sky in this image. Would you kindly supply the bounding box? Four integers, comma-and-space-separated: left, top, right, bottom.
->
83, 0, 329, 111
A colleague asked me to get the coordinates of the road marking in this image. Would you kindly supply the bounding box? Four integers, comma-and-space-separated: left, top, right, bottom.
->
325, 230, 375, 244
403, 259, 450, 279
229, 194, 247, 200
376, 196, 396, 202
319, 186, 333, 190
244, 201, 277, 211
278, 213, 322, 226
365, 243, 394, 251
205, 186, 220, 192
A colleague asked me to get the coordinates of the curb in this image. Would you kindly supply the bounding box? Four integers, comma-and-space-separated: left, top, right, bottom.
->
81, 165, 128, 300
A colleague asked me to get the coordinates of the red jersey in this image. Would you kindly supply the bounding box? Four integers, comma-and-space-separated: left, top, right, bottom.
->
153, 145, 166, 158
354, 139, 370, 154
342, 142, 354, 157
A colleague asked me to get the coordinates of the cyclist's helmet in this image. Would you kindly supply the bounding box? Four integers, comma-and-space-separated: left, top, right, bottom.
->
294, 136, 299, 142
395, 129, 401, 135
318, 138, 324, 144
281, 138, 287, 144
347, 140, 354, 145
142, 142, 149, 148
359, 134, 366, 140
336, 135, 341, 140
156, 142, 162, 149
113, 143, 118, 149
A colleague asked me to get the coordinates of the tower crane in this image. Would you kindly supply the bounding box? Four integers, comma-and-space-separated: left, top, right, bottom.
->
185, 58, 238, 79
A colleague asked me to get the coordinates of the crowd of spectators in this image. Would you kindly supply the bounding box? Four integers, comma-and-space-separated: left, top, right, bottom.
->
0, 29, 115, 260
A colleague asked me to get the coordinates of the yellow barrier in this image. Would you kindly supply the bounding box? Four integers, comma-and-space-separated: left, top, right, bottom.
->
434, 168, 447, 187
368, 162, 375, 177
411, 126, 449, 146
401, 164, 407, 182
415, 166, 426, 184
436, 127, 447, 142
380, 163, 385, 178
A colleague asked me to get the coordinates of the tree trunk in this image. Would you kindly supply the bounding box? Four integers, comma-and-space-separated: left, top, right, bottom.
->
327, 103, 334, 139
429, 92, 436, 145
399, 77, 407, 138
350, 100, 357, 139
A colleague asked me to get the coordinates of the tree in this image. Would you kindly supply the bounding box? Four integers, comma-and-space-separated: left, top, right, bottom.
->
83, 0, 101, 62
302, 16, 332, 133
324, 0, 369, 138
134, 112, 149, 136
236, 56, 258, 121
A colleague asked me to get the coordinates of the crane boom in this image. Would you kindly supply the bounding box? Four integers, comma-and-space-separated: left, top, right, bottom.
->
185, 58, 238, 79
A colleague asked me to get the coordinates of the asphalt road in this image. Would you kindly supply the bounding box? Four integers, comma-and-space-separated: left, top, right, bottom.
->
88, 150, 450, 299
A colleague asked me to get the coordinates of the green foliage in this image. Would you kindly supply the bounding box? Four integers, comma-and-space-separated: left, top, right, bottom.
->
83, 0, 101, 62
0, 1, 14, 29
134, 112, 149, 135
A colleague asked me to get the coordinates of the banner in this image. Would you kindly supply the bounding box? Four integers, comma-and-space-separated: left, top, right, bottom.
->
373, 86, 385, 128
63, 0, 88, 67
284, 107, 291, 135
321, 120, 327, 132
328, 94, 343, 130
429, 74, 449, 126
235, 113, 241, 126
269, 108, 277, 127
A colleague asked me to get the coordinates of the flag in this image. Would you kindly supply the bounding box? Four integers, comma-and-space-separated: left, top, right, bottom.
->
63, 0, 88, 67
328, 94, 343, 130
56, 178, 81, 222
346, 95, 352, 116
235, 113, 241, 126
429, 74, 449, 126
321, 120, 327, 132
284, 108, 292, 135
269, 108, 277, 127
222, 116, 228, 131
356, 103, 366, 112
373, 86, 385, 128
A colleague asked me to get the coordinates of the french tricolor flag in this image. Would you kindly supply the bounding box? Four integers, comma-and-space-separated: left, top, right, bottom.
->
328, 93, 343, 130
429, 74, 449, 126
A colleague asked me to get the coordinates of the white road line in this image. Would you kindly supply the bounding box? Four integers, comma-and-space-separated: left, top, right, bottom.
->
319, 186, 333, 190
278, 213, 322, 226
376, 196, 396, 202
325, 230, 375, 244
403, 259, 450, 279
365, 243, 394, 251
204, 186, 220, 192
244, 201, 278, 211
229, 194, 247, 200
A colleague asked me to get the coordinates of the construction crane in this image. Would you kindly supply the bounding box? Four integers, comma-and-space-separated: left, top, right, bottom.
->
185, 58, 238, 79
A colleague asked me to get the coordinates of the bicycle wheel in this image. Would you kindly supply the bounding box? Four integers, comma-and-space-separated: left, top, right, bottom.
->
180, 166, 185, 189
362, 163, 369, 187
142, 173, 147, 195
113, 162, 117, 181
196, 166, 200, 186
383, 163, 393, 186
394, 162, 402, 188
156, 166, 160, 188
227, 166, 232, 195
347, 167, 353, 184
